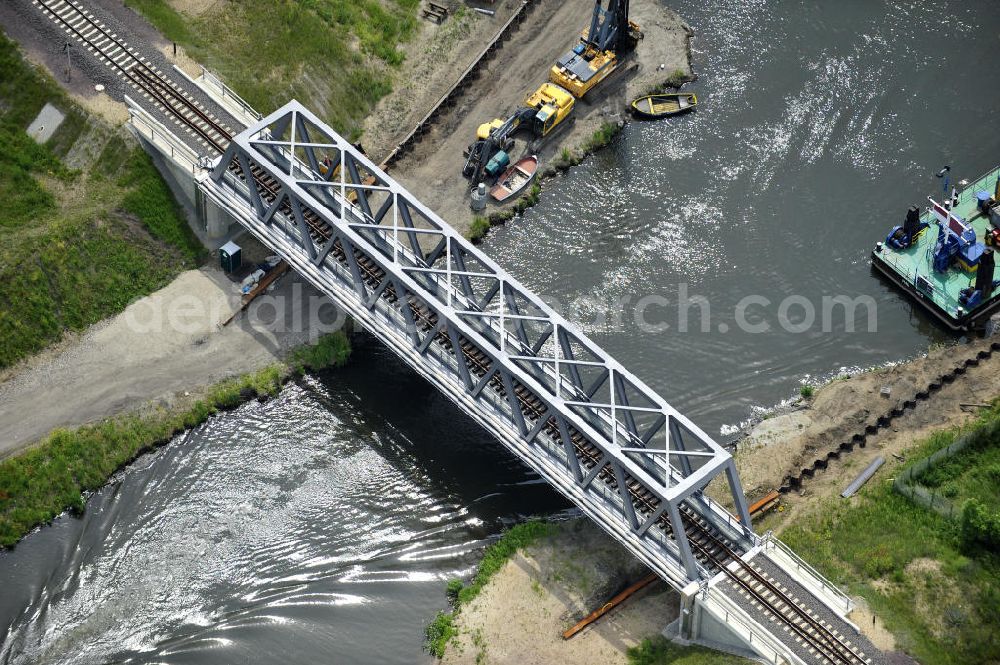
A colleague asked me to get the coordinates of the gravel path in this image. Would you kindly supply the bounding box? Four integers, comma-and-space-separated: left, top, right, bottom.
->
0, 264, 335, 458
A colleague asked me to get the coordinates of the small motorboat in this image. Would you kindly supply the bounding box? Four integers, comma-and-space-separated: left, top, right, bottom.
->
629, 92, 697, 119
490, 155, 538, 202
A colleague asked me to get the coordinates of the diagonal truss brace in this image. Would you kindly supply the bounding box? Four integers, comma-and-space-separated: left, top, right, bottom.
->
203, 101, 756, 586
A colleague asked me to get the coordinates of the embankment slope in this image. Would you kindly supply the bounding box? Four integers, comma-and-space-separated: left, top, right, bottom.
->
441, 519, 675, 665
0, 266, 329, 458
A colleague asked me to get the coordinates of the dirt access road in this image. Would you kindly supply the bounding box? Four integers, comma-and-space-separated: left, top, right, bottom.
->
364, 0, 693, 233
0, 264, 336, 459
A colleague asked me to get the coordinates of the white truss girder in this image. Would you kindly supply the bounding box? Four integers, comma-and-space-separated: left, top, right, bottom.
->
200, 100, 756, 585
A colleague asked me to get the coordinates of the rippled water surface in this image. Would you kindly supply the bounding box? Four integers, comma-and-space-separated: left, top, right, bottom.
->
0, 342, 569, 664
486, 0, 1000, 431
3, 1, 1000, 663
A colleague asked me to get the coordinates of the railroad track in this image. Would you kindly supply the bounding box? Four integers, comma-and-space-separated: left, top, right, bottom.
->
34, 0, 233, 152
33, 3, 873, 660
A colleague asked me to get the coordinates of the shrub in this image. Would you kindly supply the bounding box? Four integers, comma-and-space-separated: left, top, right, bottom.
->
664, 68, 688, 89
289, 331, 351, 373
467, 216, 491, 242
445, 578, 464, 605
800, 385, 814, 399
862, 545, 896, 578
582, 122, 620, 152
961, 499, 1000, 550
424, 611, 455, 658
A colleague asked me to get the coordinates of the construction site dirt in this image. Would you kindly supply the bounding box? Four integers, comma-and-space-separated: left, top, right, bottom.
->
362, 0, 694, 235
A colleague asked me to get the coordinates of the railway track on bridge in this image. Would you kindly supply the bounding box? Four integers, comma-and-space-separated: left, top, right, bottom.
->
35, 0, 233, 152
34, 3, 874, 661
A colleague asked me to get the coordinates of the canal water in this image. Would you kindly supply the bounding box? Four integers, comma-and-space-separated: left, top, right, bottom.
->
3, 1, 999, 662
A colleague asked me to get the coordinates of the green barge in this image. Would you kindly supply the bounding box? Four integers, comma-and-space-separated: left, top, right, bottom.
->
872, 165, 1000, 331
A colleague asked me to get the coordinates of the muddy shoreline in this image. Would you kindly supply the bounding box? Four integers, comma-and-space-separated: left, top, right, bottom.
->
724, 335, 1000, 507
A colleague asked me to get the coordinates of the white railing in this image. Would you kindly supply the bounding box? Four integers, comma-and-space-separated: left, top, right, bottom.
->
762, 533, 855, 620
700, 584, 801, 665
125, 95, 200, 172
200, 66, 261, 123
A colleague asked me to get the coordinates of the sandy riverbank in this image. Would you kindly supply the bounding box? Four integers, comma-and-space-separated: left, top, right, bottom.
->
364, 0, 692, 234
442, 518, 675, 665
721, 337, 1000, 510
0, 244, 336, 458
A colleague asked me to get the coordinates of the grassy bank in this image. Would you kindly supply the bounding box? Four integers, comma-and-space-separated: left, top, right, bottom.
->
425, 520, 557, 657
125, 0, 419, 139
780, 401, 1000, 665
626, 637, 752, 665
0, 331, 351, 548
0, 33, 204, 368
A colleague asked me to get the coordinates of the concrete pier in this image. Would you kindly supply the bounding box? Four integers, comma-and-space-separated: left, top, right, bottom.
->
126, 93, 241, 246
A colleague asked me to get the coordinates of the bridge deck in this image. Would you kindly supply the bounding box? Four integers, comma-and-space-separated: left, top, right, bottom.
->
718, 550, 884, 665
200, 100, 756, 591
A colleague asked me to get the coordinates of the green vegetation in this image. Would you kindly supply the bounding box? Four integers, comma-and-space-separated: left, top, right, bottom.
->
663, 68, 689, 89
117, 149, 202, 263
512, 182, 541, 215
469, 182, 545, 241
799, 384, 814, 399
961, 499, 1000, 550
289, 330, 352, 373
554, 145, 583, 170
626, 636, 752, 665
581, 121, 621, 153
426, 520, 557, 657
467, 215, 491, 242
445, 578, 465, 604
0, 121, 75, 229
471, 627, 487, 665
126, 0, 420, 138
0, 331, 351, 548
915, 412, 1000, 507
549, 122, 622, 174
425, 611, 457, 659
453, 520, 556, 606
0, 33, 204, 368
780, 401, 1000, 665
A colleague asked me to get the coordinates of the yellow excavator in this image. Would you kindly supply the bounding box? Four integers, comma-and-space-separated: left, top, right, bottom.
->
464, 84, 576, 184
463, 0, 638, 185
550, 0, 641, 99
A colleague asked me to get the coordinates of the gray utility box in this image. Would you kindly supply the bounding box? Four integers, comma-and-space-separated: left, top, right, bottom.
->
219, 241, 242, 273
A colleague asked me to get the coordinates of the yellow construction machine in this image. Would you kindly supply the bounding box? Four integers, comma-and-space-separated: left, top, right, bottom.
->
550, 0, 640, 99
464, 85, 575, 184
523, 83, 576, 137
463, 0, 639, 185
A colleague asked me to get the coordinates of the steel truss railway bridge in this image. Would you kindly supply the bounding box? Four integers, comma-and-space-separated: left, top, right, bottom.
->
30, 0, 885, 662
